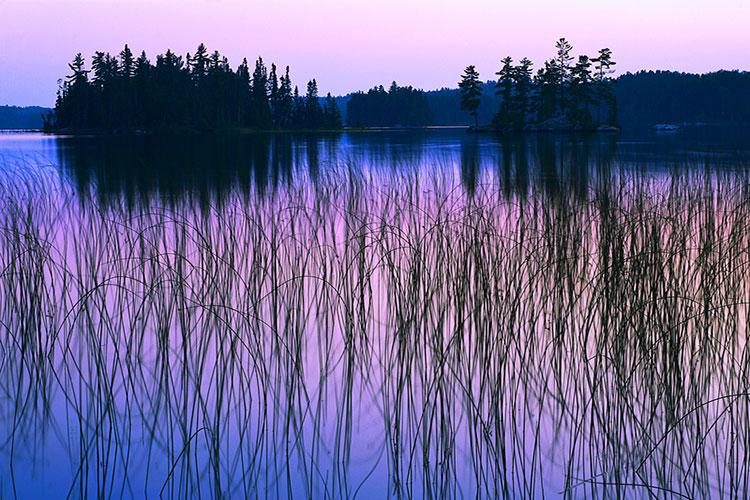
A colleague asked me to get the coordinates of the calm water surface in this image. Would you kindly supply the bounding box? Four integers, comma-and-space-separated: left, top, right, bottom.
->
1, 128, 750, 498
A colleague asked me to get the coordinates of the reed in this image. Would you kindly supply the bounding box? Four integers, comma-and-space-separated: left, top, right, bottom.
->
1, 136, 750, 498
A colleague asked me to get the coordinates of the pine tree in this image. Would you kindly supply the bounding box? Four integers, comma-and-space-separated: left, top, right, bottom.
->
458, 65, 482, 128
269, 63, 281, 127
91, 52, 111, 88
278, 66, 294, 128
305, 79, 322, 128
134, 51, 152, 125
68, 53, 88, 86
251, 57, 271, 127
64, 53, 89, 128
511, 57, 533, 128
568, 55, 593, 127
592, 48, 617, 126
323, 93, 342, 129
532, 60, 560, 123
494, 57, 514, 129
119, 44, 135, 79
555, 38, 574, 79
292, 85, 302, 127
236, 58, 251, 126
554, 38, 574, 117
190, 43, 209, 82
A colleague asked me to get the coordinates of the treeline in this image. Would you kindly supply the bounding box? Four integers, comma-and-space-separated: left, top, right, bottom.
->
371, 70, 750, 128
0, 105, 50, 129
615, 70, 750, 127
458, 38, 618, 130
418, 84, 501, 126
346, 82, 432, 127
48, 44, 342, 132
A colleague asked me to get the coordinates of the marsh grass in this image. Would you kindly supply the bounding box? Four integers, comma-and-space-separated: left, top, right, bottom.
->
1, 136, 750, 498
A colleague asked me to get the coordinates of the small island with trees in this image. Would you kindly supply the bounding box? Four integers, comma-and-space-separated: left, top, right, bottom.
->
46, 39, 619, 134
46, 44, 342, 133
459, 38, 618, 132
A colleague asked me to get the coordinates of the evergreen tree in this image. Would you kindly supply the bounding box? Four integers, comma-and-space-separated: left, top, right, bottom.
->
592, 48, 617, 126
554, 38, 574, 116
323, 93, 342, 129
277, 66, 294, 128
134, 51, 152, 125
568, 55, 593, 127
592, 48, 615, 81
135, 51, 151, 76
63, 53, 89, 128
305, 79, 322, 128
269, 63, 281, 127
206, 50, 227, 126
292, 85, 302, 127
119, 44, 135, 79
554, 38, 574, 79
458, 65, 482, 128
117, 45, 137, 127
91, 51, 114, 88
236, 58, 251, 126
154, 49, 189, 127
68, 53, 88, 86
511, 57, 533, 128
251, 57, 271, 127
494, 57, 514, 129
533, 60, 560, 123
190, 43, 209, 82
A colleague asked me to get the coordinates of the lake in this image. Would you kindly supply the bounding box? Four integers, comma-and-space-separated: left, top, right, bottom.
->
1, 127, 750, 498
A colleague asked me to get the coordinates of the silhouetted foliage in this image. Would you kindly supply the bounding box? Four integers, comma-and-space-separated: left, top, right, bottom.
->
459, 66, 483, 128
494, 57, 515, 129
401, 68, 750, 129
346, 82, 432, 127
614, 70, 750, 128
488, 38, 618, 130
49, 44, 341, 132
46, 42, 750, 134
323, 93, 343, 129
406, 83, 500, 126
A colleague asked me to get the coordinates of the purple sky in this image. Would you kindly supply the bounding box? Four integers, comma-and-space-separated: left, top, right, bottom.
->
1, 0, 748, 107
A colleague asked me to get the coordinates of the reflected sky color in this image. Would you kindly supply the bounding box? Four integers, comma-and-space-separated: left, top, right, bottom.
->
2, 130, 750, 497
0, 0, 749, 110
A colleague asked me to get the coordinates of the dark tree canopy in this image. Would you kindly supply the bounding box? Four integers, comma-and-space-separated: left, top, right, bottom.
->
346, 82, 432, 127
487, 39, 618, 131
458, 65, 483, 128
403, 68, 750, 129
46, 40, 750, 134
49, 44, 342, 132
614, 70, 750, 128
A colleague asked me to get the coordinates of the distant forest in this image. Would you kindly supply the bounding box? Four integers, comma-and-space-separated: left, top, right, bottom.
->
0, 106, 51, 129
48, 44, 342, 132
346, 83, 432, 127
338, 70, 750, 130
348, 39, 618, 131
615, 70, 750, 128
3, 47, 749, 132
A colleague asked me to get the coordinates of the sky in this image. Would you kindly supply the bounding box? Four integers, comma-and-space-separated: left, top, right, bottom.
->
0, 0, 748, 107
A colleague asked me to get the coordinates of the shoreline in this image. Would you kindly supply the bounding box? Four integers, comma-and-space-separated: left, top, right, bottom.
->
39, 124, 621, 136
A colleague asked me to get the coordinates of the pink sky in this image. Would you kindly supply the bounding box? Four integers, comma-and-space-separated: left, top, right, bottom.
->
1, 0, 748, 106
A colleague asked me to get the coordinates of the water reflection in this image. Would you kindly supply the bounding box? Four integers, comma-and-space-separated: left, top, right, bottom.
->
56, 133, 344, 206
2, 130, 750, 498
54, 132, 630, 207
